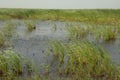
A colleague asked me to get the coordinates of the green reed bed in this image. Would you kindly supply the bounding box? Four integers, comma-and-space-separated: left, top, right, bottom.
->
49, 40, 120, 80
66, 24, 120, 42
89, 24, 120, 41
90, 26, 116, 41
66, 25, 88, 40
0, 9, 120, 25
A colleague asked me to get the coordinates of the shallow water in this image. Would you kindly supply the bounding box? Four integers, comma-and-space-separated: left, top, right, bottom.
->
10, 21, 68, 77
98, 40, 120, 64
0, 20, 120, 78
0, 20, 120, 62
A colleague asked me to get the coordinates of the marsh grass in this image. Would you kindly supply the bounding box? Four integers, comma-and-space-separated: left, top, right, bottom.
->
25, 59, 36, 74
66, 25, 88, 40
0, 32, 5, 47
0, 50, 22, 79
0, 50, 38, 80
91, 26, 116, 41
66, 24, 120, 42
0, 22, 17, 47
49, 40, 120, 80
87, 23, 120, 41
24, 20, 36, 32
118, 66, 120, 79
0, 9, 120, 80
3, 21, 16, 36
0, 9, 120, 25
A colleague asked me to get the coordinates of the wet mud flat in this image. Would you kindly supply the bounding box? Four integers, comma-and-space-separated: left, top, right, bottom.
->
0, 20, 120, 79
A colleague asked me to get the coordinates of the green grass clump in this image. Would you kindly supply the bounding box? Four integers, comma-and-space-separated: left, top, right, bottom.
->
0, 50, 23, 78
24, 21, 36, 32
66, 26, 88, 40
0, 22, 17, 48
66, 24, 119, 41
118, 66, 120, 79
0, 32, 5, 47
0, 50, 37, 80
49, 40, 119, 80
0, 9, 120, 25
91, 26, 116, 41
87, 23, 120, 41
2, 21, 17, 38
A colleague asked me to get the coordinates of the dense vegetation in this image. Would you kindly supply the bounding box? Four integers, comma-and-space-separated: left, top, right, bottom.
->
49, 40, 120, 80
66, 24, 120, 41
0, 9, 120, 25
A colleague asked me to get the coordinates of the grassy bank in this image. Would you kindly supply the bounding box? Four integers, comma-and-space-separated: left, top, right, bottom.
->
0, 9, 120, 25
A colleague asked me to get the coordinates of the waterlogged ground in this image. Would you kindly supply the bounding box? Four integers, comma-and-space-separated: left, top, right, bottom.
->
0, 20, 120, 78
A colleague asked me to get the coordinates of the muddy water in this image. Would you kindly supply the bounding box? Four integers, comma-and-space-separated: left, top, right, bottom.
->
98, 40, 120, 64
14, 21, 120, 64
0, 20, 120, 76
10, 21, 69, 76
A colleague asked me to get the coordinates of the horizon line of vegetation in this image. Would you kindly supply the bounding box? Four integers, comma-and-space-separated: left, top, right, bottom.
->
0, 9, 120, 25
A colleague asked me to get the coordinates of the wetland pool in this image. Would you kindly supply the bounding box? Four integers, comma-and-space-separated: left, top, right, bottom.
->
0, 20, 120, 79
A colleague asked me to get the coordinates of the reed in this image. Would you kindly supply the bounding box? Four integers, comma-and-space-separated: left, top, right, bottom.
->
66, 24, 119, 42
66, 26, 88, 40
24, 20, 36, 32
0, 21, 17, 48
0, 32, 5, 47
0, 9, 120, 25
49, 40, 120, 80
0, 50, 22, 79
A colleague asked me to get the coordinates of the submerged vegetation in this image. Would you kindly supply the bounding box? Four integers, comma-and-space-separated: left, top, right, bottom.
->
49, 40, 120, 80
